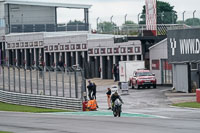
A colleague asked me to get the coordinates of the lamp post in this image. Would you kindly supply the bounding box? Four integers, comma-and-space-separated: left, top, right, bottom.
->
193, 10, 196, 26
125, 14, 127, 24
96, 17, 99, 32
161, 11, 164, 24
110, 15, 113, 23
171, 12, 174, 24
183, 11, 186, 24
138, 13, 141, 24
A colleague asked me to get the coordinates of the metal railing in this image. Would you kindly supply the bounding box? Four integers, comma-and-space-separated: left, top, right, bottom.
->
9, 24, 89, 33
98, 24, 191, 36
0, 65, 86, 111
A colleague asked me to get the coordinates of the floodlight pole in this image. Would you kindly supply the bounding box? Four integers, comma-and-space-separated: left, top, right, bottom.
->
138, 13, 141, 24
110, 15, 113, 23
125, 14, 127, 24
96, 17, 99, 31
183, 11, 186, 24
193, 10, 196, 26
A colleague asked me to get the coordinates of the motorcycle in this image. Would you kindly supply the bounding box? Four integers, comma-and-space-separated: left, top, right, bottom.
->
113, 99, 122, 117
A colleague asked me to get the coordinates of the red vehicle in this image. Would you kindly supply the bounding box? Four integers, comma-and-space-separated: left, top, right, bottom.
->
130, 69, 156, 89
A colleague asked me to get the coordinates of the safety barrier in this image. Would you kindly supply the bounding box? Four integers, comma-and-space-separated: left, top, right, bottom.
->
0, 90, 82, 111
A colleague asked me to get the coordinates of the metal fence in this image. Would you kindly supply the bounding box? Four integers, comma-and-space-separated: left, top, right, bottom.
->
0, 65, 86, 111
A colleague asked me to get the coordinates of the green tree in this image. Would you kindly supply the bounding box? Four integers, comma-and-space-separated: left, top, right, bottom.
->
176, 20, 184, 24
67, 20, 84, 25
185, 18, 200, 26
123, 20, 137, 25
122, 20, 138, 35
97, 21, 117, 33
140, 1, 177, 24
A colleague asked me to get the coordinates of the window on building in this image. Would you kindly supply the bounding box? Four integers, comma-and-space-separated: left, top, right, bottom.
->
152, 60, 160, 70
191, 63, 198, 70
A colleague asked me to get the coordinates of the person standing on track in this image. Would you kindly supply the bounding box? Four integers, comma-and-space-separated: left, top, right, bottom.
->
106, 88, 112, 110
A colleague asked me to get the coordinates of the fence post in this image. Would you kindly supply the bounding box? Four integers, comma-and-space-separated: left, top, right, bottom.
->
48, 67, 52, 96
62, 67, 64, 97
74, 70, 78, 98
18, 67, 21, 93
24, 67, 27, 94
43, 68, 45, 95
30, 67, 33, 94
2, 65, 5, 91
8, 65, 10, 91
69, 70, 72, 98
81, 69, 86, 100
56, 66, 58, 96
36, 67, 39, 95
13, 66, 15, 92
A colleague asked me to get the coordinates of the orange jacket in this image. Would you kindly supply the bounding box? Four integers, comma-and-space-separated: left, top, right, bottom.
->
87, 99, 97, 110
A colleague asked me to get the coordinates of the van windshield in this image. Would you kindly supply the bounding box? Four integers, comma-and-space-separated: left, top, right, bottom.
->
137, 72, 152, 76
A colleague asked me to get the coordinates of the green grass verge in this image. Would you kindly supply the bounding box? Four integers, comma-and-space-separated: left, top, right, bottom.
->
0, 131, 13, 133
173, 102, 200, 108
0, 102, 70, 113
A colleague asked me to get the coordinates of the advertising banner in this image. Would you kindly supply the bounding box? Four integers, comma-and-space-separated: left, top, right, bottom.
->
168, 28, 200, 63
145, 0, 157, 36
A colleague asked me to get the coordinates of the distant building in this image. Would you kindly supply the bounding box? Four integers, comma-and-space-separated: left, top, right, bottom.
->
4, 32, 142, 79
149, 39, 172, 85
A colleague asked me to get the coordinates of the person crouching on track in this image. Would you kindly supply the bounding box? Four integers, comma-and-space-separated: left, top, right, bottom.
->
87, 97, 98, 111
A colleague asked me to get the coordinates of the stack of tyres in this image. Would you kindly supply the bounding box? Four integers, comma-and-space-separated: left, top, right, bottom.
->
196, 89, 200, 103
82, 101, 88, 111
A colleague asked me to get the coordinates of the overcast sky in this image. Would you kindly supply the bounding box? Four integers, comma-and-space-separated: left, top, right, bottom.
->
55, 0, 200, 29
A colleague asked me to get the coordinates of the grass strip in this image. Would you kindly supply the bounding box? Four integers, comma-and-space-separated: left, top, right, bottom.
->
0, 131, 13, 133
173, 102, 200, 108
0, 102, 70, 113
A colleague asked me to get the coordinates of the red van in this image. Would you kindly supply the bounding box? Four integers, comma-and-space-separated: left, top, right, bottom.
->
130, 69, 156, 89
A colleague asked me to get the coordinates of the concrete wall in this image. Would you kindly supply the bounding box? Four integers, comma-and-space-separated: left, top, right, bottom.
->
149, 39, 167, 84
6, 4, 56, 25
0, 2, 5, 35
45, 34, 87, 46
5, 33, 44, 43
87, 38, 114, 48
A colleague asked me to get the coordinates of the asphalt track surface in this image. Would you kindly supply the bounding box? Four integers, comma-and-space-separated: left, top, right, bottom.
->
0, 77, 200, 133
0, 109, 200, 133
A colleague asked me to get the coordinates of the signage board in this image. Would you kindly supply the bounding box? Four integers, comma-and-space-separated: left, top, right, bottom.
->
168, 28, 200, 63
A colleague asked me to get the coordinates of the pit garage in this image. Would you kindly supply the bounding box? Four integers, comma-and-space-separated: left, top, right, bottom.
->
168, 28, 200, 93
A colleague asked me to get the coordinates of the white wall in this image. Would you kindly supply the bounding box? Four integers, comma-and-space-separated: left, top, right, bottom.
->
44, 34, 87, 46
5, 33, 44, 43
87, 38, 113, 48
149, 39, 167, 84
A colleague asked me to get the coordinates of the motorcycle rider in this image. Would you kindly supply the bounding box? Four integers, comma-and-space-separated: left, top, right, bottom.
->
111, 91, 123, 110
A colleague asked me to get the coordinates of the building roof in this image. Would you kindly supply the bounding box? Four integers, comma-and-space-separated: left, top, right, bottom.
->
5, 31, 126, 39
149, 38, 167, 50
0, 0, 92, 9
5, 32, 130, 42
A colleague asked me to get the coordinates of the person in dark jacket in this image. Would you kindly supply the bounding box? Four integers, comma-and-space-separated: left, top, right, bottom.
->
57, 59, 64, 68
87, 80, 93, 100
113, 64, 117, 81
106, 88, 111, 110
92, 82, 97, 99
111, 91, 123, 109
